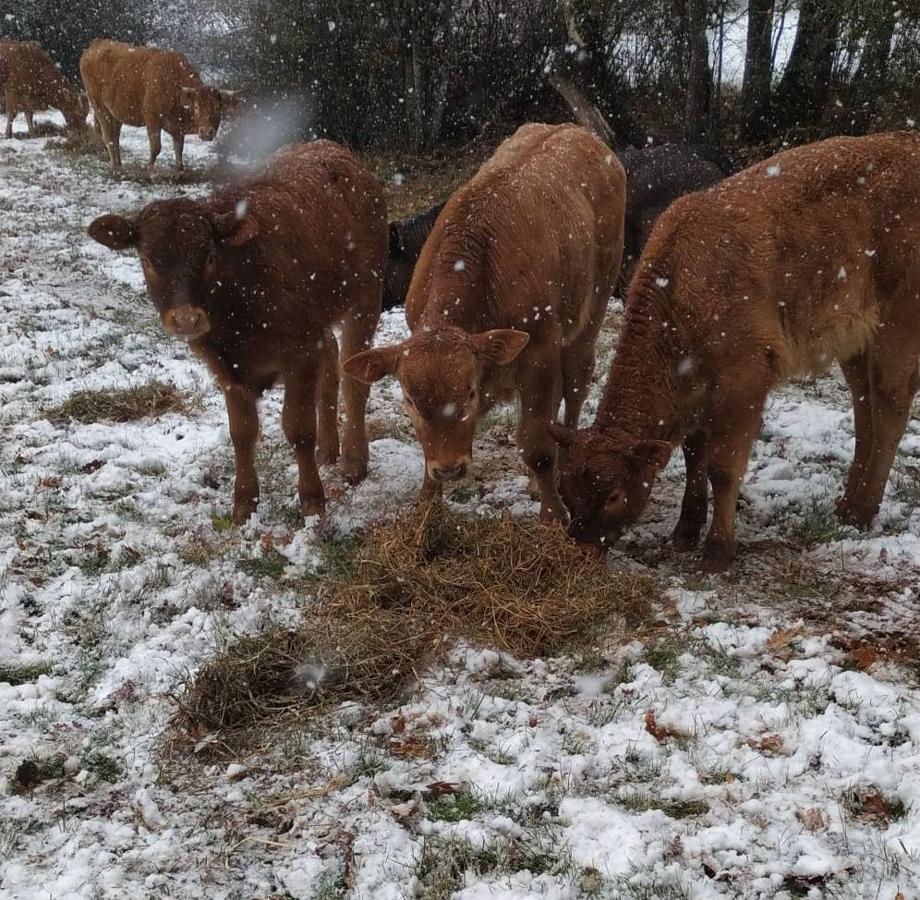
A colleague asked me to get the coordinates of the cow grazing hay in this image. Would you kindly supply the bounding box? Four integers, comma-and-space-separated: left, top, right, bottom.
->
45, 382, 188, 425
175, 504, 657, 743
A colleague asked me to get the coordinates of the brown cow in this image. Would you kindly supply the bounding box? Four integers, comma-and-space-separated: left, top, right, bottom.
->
0, 40, 87, 138
88, 141, 387, 522
80, 39, 233, 171
343, 123, 625, 521
553, 132, 920, 572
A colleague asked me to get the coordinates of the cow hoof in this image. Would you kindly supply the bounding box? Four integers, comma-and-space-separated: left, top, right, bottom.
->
341, 454, 368, 485
316, 441, 340, 467
670, 522, 702, 552
300, 495, 326, 518
835, 497, 875, 530
231, 499, 258, 525
700, 539, 733, 574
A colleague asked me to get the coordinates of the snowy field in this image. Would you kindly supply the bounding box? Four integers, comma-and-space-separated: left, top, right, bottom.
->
1, 115, 920, 900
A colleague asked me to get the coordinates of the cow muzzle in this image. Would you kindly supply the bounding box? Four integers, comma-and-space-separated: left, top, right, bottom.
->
427, 458, 471, 483
162, 305, 211, 339
199, 127, 217, 141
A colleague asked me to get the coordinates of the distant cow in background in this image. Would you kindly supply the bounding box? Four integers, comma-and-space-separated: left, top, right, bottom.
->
344, 123, 625, 521
383, 203, 446, 311
80, 39, 234, 171
88, 141, 387, 522
0, 40, 87, 138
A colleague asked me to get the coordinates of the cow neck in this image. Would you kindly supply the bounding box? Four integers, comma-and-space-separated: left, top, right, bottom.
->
594, 282, 689, 444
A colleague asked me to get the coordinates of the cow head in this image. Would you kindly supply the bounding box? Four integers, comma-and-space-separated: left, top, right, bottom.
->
179, 86, 227, 140
552, 425, 671, 547
88, 198, 259, 340
343, 327, 529, 483
60, 86, 89, 131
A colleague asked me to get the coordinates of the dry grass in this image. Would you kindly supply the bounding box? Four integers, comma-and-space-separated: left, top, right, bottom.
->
45, 127, 107, 160
367, 148, 488, 220
174, 504, 657, 742
45, 382, 189, 426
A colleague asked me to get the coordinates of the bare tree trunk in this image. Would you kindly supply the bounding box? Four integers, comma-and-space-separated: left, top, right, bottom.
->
549, 74, 616, 146
684, 0, 712, 142
773, 0, 841, 128
855, 10, 896, 87
741, 0, 774, 140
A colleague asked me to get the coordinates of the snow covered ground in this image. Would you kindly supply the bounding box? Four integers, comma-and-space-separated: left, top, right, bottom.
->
1, 114, 920, 900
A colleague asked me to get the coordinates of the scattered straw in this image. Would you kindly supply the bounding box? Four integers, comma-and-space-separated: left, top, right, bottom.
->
175, 504, 657, 741
46, 382, 188, 425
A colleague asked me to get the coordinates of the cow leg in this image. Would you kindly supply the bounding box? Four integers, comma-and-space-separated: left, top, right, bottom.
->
282, 362, 324, 517
110, 121, 123, 169
339, 288, 382, 484
316, 331, 340, 466
836, 352, 874, 523
224, 386, 260, 524
24, 106, 34, 136
841, 344, 920, 528
701, 382, 768, 572
146, 124, 162, 168
516, 354, 566, 522
171, 132, 185, 171
671, 428, 709, 551
4, 91, 15, 138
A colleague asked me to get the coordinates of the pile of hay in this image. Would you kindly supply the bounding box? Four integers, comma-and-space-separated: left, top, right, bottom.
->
46, 382, 188, 425
176, 504, 657, 737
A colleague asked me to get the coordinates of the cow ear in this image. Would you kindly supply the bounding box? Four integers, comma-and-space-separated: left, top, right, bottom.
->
549, 423, 577, 448
631, 440, 671, 470
212, 210, 259, 247
88, 214, 137, 250
342, 346, 401, 384
471, 329, 530, 365
179, 86, 197, 110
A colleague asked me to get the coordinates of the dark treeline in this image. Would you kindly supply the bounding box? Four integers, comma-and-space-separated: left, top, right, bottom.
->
1, 0, 915, 153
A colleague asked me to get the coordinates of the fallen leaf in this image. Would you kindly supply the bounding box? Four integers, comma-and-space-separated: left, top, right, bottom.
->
797, 807, 829, 832
747, 733, 785, 755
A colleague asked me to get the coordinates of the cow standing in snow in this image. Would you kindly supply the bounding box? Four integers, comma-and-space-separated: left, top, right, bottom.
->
554, 132, 920, 571
88, 141, 387, 522
343, 123, 626, 521
80, 39, 233, 171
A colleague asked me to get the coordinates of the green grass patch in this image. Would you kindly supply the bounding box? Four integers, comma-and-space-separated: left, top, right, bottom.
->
238, 550, 288, 579
0, 662, 53, 686
427, 792, 487, 823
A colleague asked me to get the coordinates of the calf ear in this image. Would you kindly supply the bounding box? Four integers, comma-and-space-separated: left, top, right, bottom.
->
88, 214, 137, 250
631, 440, 671, 470
212, 210, 259, 247
342, 346, 401, 384
549, 423, 577, 448
471, 329, 530, 365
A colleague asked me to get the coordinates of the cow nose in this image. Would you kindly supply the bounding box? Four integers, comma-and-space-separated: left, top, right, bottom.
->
430, 462, 468, 482
163, 305, 210, 339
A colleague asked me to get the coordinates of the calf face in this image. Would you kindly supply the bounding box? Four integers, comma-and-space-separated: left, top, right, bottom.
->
88, 199, 257, 339
552, 425, 670, 546
180, 86, 223, 140
343, 327, 529, 483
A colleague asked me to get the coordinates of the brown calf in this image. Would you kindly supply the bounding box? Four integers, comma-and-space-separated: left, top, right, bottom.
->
88, 141, 387, 522
554, 132, 920, 571
343, 123, 625, 520
80, 39, 233, 171
0, 40, 87, 138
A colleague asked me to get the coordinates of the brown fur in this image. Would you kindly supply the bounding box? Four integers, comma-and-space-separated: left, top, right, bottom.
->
80, 39, 232, 171
555, 132, 920, 571
343, 123, 625, 520
88, 141, 387, 522
0, 40, 87, 138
